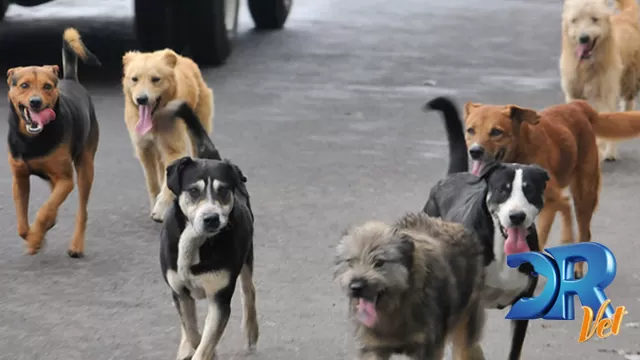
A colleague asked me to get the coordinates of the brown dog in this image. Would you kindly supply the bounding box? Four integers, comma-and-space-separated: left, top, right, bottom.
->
463, 100, 640, 277
6, 28, 100, 257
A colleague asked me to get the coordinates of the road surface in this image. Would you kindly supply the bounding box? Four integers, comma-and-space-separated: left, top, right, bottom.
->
0, 0, 638, 359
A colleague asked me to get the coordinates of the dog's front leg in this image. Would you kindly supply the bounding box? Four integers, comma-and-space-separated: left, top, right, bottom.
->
26, 175, 74, 254
153, 131, 191, 222
173, 292, 201, 360
191, 296, 231, 360
593, 84, 621, 161
9, 156, 31, 239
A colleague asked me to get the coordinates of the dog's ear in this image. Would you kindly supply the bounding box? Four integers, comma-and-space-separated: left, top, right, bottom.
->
166, 156, 196, 195
464, 101, 481, 118
162, 49, 179, 68
44, 65, 60, 77
502, 105, 540, 125
477, 160, 503, 179
122, 51, 139, 69
529, 164, 550, 183
6, 67, 22, 86
224, 159, 247, 184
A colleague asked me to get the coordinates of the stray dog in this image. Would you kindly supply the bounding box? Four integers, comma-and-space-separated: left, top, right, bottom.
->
157, 101, 257, 360
334, 214, 486, 360
560, 0, 640, 160
425, 97, 551, 360
121, 48, 214, 222
6, 28, 101, 257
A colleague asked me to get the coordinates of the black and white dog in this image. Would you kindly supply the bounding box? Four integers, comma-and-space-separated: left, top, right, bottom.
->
158, 101, 258, 360
423, 96, 550, 360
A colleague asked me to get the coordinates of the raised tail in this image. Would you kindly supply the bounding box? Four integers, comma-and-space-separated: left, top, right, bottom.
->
614, 0, 639, 15
155, 100, 222, 160
62, 28, 101, 81
424, 96, 469, 174
590, 111, 640, 140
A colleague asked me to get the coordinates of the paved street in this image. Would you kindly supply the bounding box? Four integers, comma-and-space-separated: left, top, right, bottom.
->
0, 0, 639, 359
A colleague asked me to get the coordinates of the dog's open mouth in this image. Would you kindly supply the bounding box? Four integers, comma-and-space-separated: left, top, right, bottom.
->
355, 294, 379, 328
499, 224, 531, 255
135, 97, 161, 136
18, 104, 56, 134
471, 148, 505, 176
576, 38, 597, 60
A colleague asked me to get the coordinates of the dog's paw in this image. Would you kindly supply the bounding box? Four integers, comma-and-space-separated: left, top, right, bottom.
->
151, 198, 171, 222
604, 156, 617, 162
25, 231, 45, 255
176, 345, 195, 360
67, 250, 85, 259
18, 225, 29, 240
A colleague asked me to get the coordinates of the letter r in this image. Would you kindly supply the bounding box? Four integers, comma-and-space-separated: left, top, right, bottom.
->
543, 243, 616, 320
505, 252, 559, 320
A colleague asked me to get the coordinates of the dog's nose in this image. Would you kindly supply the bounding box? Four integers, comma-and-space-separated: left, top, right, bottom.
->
349, 279, 366, 296
509, 211, 527, 226
468, 145, 485, 160
136, 94, 149, 106
29, 96, 42, 110
202, 214, 220, 229
579, 34, 590, 44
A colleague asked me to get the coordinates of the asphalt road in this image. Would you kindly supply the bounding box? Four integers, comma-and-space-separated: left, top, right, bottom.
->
0, 0, 639, 359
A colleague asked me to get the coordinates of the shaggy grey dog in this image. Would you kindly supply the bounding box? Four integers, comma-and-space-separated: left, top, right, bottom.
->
334, 212, 487, 360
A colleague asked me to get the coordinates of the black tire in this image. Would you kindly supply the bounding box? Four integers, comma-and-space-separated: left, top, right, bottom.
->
134, 0, 173, 51
183, 0, 231, 67
248, 0, 292, 29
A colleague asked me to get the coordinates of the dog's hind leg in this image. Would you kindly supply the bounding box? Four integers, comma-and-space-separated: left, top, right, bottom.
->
173, 293, 200, 360
240, 257, 259, 351
451, 304, 486, 360
68, 151, 95, 258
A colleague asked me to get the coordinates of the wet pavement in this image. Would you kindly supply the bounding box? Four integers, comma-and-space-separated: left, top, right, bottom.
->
0, 0, 639, 359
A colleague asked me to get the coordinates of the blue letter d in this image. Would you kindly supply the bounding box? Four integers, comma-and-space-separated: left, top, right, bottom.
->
505, 251, 559, 320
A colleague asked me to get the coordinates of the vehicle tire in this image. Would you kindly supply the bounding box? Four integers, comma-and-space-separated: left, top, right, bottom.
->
248, 0, 292, 30
134, 0, 173, 51
183, 0, 231, 67
0, 0, 9, 23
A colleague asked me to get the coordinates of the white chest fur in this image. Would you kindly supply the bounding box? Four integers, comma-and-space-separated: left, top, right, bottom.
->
482, 226, 531, 309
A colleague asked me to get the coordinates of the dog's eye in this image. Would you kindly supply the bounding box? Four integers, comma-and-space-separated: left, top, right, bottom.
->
592, 17, 598, 23
188, 188, 201, 197
489, 128, 503, 137
151, 76, 161, 83
373, 260, 385, 268
466, 128, 475, 135
19, 83, 29, 89
43, 83, 53, 90
131, 76, 138, 82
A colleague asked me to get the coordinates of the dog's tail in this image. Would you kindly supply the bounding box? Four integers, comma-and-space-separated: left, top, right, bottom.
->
590, 111, 640, 140
62, 28, 101, 81
424, 96, 468, 174
155, 100, 222, 160
614, 0, 639, 15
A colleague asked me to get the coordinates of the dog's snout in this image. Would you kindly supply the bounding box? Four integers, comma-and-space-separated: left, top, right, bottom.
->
509, 211, 527, 226
579, 34, 590, 44
468, 145, 484, 160
349, 279, 366, 296
135, 94, 149, 106
202, 213, 220, 230
29, 96, 43, 110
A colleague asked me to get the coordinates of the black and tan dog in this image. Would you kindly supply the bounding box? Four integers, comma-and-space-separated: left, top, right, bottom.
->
6, 28, 101, 257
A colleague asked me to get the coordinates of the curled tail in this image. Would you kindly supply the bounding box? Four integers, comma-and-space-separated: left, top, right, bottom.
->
155, 100, 222, 160
614, 0, 639, 15
62, 28, 101, 81
590, 111, 640, 140
424, 96, 468, 174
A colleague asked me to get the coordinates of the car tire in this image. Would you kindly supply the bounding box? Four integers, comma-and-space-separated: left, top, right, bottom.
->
248, 0, 292, 30
134, 0, 173, 51
183, 0, 231, 67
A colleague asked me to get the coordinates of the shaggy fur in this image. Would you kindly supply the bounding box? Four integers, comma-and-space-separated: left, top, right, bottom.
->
560, 0, 640, 160
334, 213, 486, 360
121, 49, 214, 222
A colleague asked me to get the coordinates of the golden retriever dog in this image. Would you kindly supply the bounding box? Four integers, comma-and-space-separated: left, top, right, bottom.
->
122, 49, 214, 222
560, 0, 640, 161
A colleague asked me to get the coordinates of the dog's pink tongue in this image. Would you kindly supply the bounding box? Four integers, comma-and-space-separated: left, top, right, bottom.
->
471, 161, 484, 176
29, 108, 56, 126
136, 105, 153, 135
504, 227, 530, 255
576, 44, 590, 59
356, 299, 378, 328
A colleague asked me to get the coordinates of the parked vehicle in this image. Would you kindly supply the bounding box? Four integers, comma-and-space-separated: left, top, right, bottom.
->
0, 0, 293, 67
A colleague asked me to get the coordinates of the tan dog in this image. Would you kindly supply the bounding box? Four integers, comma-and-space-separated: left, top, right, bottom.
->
463, 100, 640, 277
121, 49, 214, 222
560, 0, 640, 161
